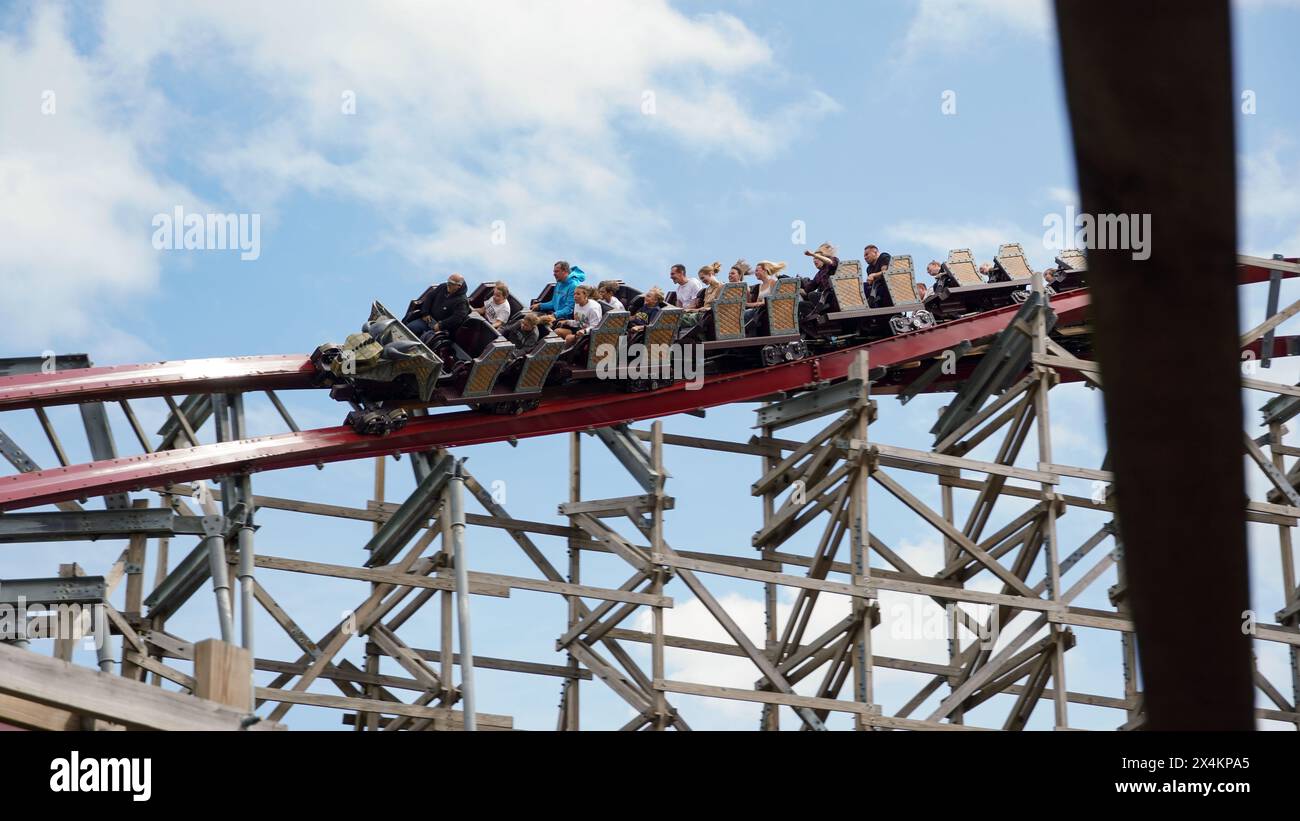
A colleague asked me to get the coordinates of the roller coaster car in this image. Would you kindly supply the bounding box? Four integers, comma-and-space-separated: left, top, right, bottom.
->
675, 279, 806, 366
924, 247, 1032, 321
432, 311, 570, 403
989, 243, 1042, 301
573, 280, 641, 315
608, 282, 643, 311
820, 257, 935, 337
310, 301, 443, 435
532, 281, 556, 311
432, 315, 567, 414
558, 306, 683, 391
443, 315, 516, 398
1048, 248, 1088, 292
560, 307, 632, 378
467, 282, 525, 320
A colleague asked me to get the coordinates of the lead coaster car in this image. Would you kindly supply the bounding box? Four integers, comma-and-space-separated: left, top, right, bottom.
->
311, 300, 444, 435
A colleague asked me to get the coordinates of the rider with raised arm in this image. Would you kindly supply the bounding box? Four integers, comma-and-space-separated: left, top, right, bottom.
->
802, 242, 839, 295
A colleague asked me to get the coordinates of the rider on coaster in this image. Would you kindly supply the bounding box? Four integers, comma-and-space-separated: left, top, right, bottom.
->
404, 273, 470, 341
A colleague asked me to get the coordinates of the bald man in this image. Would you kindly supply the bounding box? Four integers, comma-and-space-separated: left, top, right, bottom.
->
404, 273, 470, 339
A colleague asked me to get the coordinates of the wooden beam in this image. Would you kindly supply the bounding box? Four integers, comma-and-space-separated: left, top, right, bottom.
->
194, 639, 252, 711
254, 554, 510, 598
253, 687, 512, 729
0, 641, 278, 731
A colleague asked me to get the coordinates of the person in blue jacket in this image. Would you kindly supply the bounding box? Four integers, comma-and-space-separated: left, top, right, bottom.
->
532, 260, 587, 320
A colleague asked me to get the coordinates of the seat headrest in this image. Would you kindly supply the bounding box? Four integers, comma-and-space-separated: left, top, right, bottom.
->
381, 339, 424, 360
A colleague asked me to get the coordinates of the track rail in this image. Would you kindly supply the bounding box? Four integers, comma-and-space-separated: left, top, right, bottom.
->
3, 256, 1297, 513
1, 258, 1291, 414
0, 354, 315, 412
0, 292, 1093, 510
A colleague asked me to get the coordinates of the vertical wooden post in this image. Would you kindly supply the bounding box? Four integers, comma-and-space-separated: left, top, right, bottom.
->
848, 351, 874, 728
1267, 421, 1300, 728
194, 638, 253, 712
1032, 276, 1069, 729
121, 499, 150, 681
1114, 524, 1140, 724
940, 466, 964, 725
53, 563, 85, 662
372, 457, 386, 536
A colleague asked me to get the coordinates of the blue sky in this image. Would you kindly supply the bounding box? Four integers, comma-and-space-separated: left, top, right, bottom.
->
2, 0, 1299, 730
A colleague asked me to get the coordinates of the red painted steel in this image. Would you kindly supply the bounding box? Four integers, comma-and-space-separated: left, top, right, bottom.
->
0, 292, 1091, 510
5, 273, 1299, 512
0, 355, 315, 411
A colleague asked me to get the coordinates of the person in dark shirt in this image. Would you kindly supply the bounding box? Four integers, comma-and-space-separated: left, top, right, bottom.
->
802, 242, 839, 295
404, 273, 470, 338
628, 287, 664, 341
863, 245, 894, 308
503, 313, 545, 351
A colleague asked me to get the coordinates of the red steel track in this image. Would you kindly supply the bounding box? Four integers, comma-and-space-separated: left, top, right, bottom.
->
1, 258, 1293, 415
0, 354, 315, 412
0, 258, 1295, 513
1, 292, 1094, 510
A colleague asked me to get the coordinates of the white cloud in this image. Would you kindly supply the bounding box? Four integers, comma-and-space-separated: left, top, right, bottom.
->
1046, 186, 1079, 209
93, 0, 837, 281
898, 0, 1053, 64
0, 5, 200, 359
1240, 140, 1300, 255
0, 2, 837, 362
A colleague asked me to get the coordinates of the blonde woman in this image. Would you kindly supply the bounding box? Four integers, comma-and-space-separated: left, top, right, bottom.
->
677, 263, 720, 330
746, 260, 785, 322
802, 242, 839, 294
697, 262, 723, 309
749, 261, 784, 303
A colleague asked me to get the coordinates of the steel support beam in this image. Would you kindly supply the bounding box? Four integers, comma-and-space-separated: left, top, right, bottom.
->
588, 424, 663, 494
0, 509, 205, 543
0, 575, 106, 607
364, 452, 454, 567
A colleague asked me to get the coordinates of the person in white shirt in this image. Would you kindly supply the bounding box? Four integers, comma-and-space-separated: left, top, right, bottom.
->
554, 285, 603, 344
669, 264, 703, 310
597, 280, 625, 312
476, 282, 514, 329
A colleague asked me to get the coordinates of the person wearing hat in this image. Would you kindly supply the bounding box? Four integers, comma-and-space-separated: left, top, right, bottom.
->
404, 272, 470, 338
